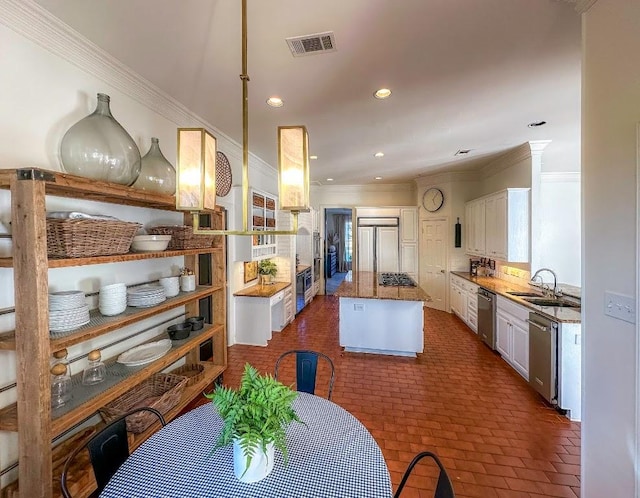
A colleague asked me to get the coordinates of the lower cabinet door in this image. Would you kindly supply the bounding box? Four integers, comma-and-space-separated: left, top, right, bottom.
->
510, 320, 529, 380
495, 312, 511, 360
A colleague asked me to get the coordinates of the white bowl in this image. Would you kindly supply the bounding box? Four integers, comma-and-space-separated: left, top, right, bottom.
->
130, 235, 171, 252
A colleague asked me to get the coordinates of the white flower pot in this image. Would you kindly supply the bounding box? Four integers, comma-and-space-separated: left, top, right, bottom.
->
233, 439, 275, 483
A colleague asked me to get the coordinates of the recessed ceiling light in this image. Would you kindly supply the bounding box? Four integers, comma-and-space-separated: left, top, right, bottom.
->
374, 152, 384, 158
374, 88, 392, 99
326, 178, 334, 181
528, 120, 546, 128
266, 97, 284, 107
310, 155, 318, 160
374, 176, 383, 180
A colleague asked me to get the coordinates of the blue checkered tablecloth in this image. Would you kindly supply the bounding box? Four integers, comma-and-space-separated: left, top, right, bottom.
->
100, 392, 392, 498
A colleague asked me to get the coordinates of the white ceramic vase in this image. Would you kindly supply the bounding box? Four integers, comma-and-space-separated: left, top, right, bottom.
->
233, 439, 275, 483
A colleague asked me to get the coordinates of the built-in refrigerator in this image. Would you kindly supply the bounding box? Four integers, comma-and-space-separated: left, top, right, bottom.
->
357, 217, 399, 273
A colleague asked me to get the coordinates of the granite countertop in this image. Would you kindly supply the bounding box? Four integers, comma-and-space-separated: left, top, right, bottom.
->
335, 271, 431, 302
233, 281, 291, 298
296, 265, 311, 275
451, 272, 581, 324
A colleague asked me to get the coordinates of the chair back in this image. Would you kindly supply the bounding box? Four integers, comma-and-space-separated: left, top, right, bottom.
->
394, 451, 455, 498
275, 350, 335, 400
60, 407, 166, 497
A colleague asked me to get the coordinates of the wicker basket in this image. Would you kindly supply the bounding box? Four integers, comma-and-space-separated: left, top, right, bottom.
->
148, 225, 215, 250
99, 373, 188, 433
169, 363, 205, 387
46, 219, 141, 258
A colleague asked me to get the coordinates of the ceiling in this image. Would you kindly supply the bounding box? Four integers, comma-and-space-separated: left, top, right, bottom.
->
35, 0, 582, 185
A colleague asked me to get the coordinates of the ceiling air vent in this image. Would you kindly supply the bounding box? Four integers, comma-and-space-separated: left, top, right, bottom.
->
455, 149, 472, 156
286, 32, 336, 57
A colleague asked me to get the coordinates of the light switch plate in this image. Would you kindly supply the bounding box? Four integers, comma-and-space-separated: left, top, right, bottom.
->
604, 291, 636, 323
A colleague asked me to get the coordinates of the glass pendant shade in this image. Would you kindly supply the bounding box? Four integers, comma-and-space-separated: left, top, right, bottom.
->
278, 126, 310, 212
133, 137, 176, 194
60, 93, 141, 185
176, 128, 217, 211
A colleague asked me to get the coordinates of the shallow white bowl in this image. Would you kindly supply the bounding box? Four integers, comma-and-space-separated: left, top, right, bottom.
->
130, 235, 171, 252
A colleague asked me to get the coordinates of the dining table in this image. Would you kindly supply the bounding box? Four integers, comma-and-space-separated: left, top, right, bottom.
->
100, 392, 393, 497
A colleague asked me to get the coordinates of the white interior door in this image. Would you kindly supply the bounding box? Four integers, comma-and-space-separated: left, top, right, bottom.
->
420, 219, 447, 311
357, 226, 374, 272
376, 226, 399, 273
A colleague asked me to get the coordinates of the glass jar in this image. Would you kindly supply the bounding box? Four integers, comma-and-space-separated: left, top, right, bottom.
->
60, 93, 141, 186
51, 363, 71, 408
133, 137, 176, 194
82, 349, 106, 385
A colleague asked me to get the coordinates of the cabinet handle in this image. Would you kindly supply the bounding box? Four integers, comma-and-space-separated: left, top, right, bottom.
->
526, 319, 548, 331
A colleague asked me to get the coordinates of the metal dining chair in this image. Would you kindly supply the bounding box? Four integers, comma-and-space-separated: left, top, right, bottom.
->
60, 407, 166, 498
274, 350, 336, 400
394, 451, 455, 498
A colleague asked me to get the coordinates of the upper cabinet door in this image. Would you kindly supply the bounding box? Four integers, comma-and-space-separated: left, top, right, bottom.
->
400, 208, 418, 243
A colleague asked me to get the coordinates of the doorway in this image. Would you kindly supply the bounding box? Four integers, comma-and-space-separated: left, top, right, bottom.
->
420, 218, 448, 311
324, 208, 353, 294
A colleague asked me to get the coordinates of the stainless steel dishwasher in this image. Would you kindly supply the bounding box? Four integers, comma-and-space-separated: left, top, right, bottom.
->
528, 312, 558, 404
477, 288, 496, 349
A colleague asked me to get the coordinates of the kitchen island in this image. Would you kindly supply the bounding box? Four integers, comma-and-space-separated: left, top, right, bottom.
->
335, 271, 431, 357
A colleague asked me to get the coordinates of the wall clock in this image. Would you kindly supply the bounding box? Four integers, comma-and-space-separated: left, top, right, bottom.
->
422, 187, 444, 212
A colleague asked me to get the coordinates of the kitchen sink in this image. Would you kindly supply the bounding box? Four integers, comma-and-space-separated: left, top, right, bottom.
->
522, 297, 581, 308
506, 291, 543, 297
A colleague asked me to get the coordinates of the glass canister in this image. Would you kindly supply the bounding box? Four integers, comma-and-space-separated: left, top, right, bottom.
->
82, 349, 106, 385
132, 137, 176, 194
51, 363, 71, 408
60, 93, 141, 186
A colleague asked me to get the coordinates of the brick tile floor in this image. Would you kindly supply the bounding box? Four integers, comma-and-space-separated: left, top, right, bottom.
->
192, 295, 581, 497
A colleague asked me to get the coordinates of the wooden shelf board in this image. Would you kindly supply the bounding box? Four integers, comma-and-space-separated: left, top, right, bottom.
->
0, 247, 222, 269
0, 325, 225, 435
0, 286, 223, 351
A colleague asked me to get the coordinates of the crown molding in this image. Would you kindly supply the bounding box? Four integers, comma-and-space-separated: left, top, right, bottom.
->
574, 0, 599, 14
0, 0, 274, 173
415, 170, 480, 186
541, 171, 581, 183
311, 183, 415, 194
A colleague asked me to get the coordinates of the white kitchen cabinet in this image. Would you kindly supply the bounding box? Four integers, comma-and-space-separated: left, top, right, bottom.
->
284, 286, 294, 326
235, 189, 278, 261
400, 208, 418, 279
235, 288, 289, 346
496, 295, 529, 380
466, 188, 529, 262
485, 189, 529, 262
465, 198, 485, 256
465, 280, 479, 333
449, 275, 467, 323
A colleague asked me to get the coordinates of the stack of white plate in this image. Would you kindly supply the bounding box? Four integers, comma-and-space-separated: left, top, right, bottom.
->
49, 291, 90, 332
99, 283, 127, 316
158, 276, 180, 298
127, 284, 166, 308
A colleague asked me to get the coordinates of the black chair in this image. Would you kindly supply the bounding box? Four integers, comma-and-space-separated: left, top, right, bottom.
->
60, 407, 166, 498
274, 350, 336, 400
394, 451, 455, 498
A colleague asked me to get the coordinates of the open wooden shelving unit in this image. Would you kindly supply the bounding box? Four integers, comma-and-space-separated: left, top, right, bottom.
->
0, 168, 228, 498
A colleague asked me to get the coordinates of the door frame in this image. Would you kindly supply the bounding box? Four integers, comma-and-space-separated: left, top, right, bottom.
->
419, 216, 449, 312
320, 204, 356, 295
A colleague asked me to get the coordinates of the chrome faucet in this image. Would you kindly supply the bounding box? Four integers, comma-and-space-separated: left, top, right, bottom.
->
530, 268, 560, 298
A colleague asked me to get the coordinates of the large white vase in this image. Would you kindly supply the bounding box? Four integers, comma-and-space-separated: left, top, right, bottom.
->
233, 439, 275, 483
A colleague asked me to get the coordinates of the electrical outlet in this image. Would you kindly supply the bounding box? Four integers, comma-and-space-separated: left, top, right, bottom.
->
604, 291, 636, 324
353, 303, 365, 312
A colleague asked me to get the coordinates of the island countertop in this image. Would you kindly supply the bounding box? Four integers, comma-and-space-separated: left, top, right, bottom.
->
233, 281, 291, 298
335, 271, 431, 302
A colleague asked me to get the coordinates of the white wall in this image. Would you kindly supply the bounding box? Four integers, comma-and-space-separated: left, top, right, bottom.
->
582, 0, 640, 496
311, 183, 416, 208
539, 173, 581, 286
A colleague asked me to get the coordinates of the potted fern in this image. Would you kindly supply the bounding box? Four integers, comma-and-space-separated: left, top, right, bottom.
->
258, 258, 278, 285
206, 363, 303, 482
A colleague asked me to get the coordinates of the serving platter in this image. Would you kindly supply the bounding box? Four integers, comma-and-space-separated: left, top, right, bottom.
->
116, 339, 172, 366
